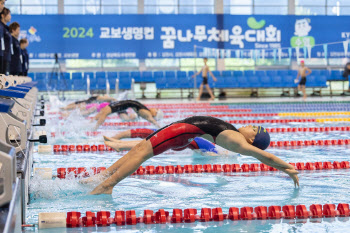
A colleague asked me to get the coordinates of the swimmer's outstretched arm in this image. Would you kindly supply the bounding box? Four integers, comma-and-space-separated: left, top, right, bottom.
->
93, 106, 111, 130
97, 96, 117, 102
216, 131, 299, 187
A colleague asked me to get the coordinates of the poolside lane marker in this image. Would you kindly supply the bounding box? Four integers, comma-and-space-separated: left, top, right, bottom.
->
37, 203, 350, 228
34, 161, 350, 180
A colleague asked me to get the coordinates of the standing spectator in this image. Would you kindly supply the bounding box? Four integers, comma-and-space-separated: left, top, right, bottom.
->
1, 8, 11, 75
20, 38, 29, 76
294, 60, 312, 101
191, 58, 217, 101
0, 0, 6, 72
9, 22, 21, 75
343, 62, 350, 93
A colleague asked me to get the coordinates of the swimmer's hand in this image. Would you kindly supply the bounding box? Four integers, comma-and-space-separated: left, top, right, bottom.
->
284, 168, 299, 188
213, 77, 217, 82
294, 79, 299, 84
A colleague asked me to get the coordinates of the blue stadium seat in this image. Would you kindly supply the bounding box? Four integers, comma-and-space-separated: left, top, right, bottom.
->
119, 77, 133, 90
265, 70, 277, 77
288, 70, 298, 76
27, 72, 35, 79
142, 71, 154, 82
255, 71, 265, 77
178, 76, 192, 89
222, 70, 232, 77
277, 70, 288, 77
272, 76, 283, 87
311, 70, 321, 76
119, 71, 130, 78
244, 70, 255, 77
260, 76, 272, 88
35, 72, 48, 91
247, 76, 260, 88
225, 77, 238, 88
176, 71, 187, 78
47, 73, 59, 91
130, 71, 141, 82
188, 71, 195, 78
237, 76, 248, 88
316, 75, 328, 87
214, 77, 227, 88
72, 72, 86, 91
305, 76, 316, 87
282, 76, 296, 88
211, 71, 220, 78
233, 71, 243, 77
166, 77, 178, 89
107, 72, 118, 89
329, 70, 344, 80
165, 71, 175, 79
155, 77, 167, 89
58, 72, 72, 91
84, 72, 96, 90
319, 70, 328, 76
95, 72, 106, 90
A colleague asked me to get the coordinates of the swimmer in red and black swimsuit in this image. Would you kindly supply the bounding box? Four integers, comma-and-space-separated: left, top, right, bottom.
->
104, 128, 219, 155
86, 116, 299, 195
93, 100, 164, 130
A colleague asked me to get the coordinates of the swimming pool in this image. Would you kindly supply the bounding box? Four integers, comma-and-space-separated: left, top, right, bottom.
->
24, 99, 350, 232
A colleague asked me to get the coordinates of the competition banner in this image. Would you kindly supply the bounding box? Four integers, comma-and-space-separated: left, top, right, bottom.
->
14, 14, 350, 59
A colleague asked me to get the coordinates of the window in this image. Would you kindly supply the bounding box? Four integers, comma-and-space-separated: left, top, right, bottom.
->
145, 0, 214, 14
7, 0, 58, 14
295, 0, 326, 15
65, 0, 138, 15
224, 0, 287, 15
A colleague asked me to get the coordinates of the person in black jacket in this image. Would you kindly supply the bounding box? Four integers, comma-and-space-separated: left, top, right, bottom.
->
0, 0, 7, 73
0, 8, 11, 75
9, 22, 21, 75
20, 38, 29, 76
343, 62, 350, 93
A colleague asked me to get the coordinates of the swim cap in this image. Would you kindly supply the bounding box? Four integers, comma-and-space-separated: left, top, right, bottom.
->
252, 126, 270, 150
155, 109, 164, 120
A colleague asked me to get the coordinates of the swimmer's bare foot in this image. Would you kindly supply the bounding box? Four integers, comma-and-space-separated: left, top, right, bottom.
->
209, 97, 215, 101
103, 136, 118, 142
90, 184, 113, 195
196, 97, 200, 101
104, 140, 121, 152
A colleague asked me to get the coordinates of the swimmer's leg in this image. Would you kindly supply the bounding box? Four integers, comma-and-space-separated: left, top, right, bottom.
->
104, 138, 141, 152
80, 142, 140, 185
205, 84, 215, 100
301, 85, 307, 101
197, 84, 204, 101
119, 113, 130, 121
90, 140, 154, 195
110, 130, 132, 140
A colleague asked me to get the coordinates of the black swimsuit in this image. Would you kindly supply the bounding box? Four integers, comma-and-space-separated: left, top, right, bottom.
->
299, 77, 307, 86
109, 100, 149, 114
202, 76, 208, 85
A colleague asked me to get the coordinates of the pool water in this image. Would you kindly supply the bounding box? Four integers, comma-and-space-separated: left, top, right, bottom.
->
25, 100, 350, 233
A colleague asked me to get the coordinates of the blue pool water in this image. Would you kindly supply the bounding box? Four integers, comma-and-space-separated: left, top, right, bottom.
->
25, 101, 350, 232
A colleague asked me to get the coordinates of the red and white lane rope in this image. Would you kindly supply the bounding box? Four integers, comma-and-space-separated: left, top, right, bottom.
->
36, 203, 350, 229
53, 161, 350, 179
49, 126, 350, 138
